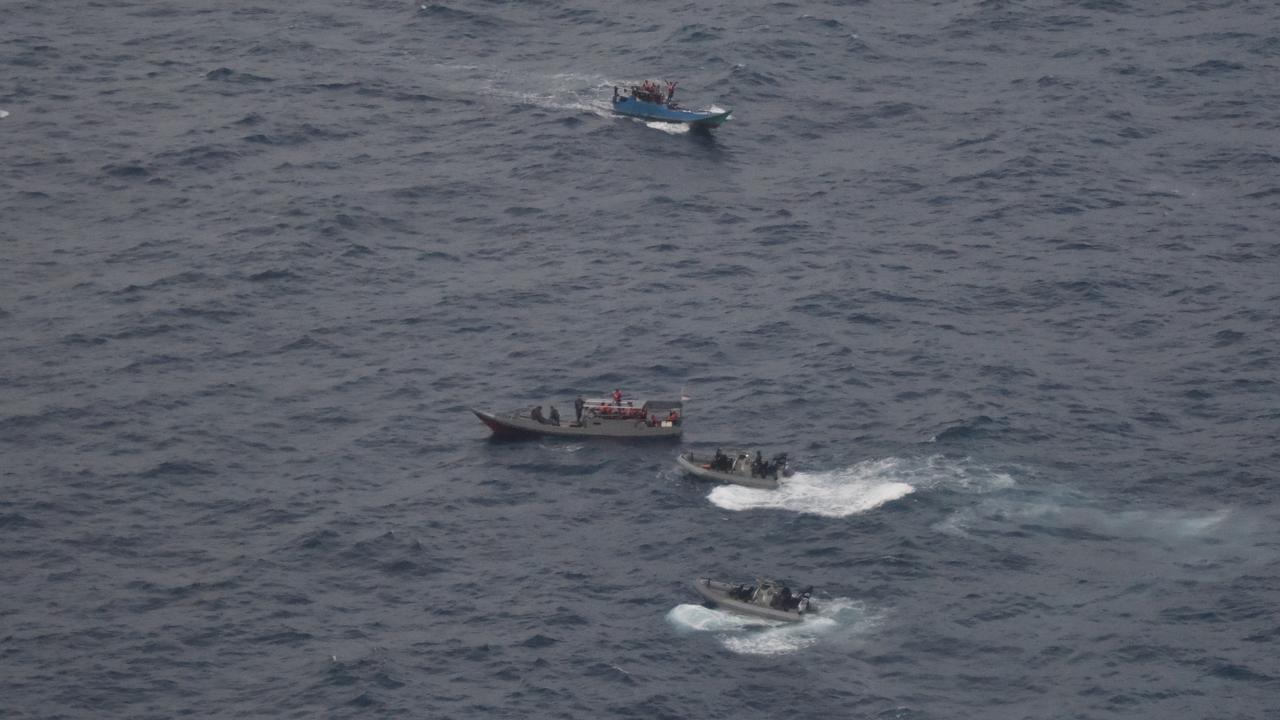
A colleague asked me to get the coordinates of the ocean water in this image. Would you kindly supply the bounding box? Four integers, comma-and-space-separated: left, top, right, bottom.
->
3, 1, 1279, 717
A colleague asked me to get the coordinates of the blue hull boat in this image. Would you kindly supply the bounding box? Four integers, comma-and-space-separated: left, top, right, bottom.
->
612, 97, 731, 127
611, 82, 730, 128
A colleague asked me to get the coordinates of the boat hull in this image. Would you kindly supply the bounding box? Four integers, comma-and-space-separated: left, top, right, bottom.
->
676, 452, 787, 489
692, 578, 807, 623
611, 97, 731, 127
473, 408, 682, 440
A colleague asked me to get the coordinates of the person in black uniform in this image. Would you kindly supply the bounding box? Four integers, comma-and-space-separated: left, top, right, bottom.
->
574, 396, 585, 423
549, 406, 560, 426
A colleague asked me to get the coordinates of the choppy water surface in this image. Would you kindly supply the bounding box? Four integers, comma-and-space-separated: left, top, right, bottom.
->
3, 1, 1279, 717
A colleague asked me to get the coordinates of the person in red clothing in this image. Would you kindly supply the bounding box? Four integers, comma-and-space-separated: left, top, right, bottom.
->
613, 388, 623, 405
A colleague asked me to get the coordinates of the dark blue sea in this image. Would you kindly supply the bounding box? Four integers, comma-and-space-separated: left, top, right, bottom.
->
4, 1, 1279, 717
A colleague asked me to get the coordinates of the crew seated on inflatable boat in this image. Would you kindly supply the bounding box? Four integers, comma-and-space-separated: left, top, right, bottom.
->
729, 583, 755, 601
771, 585, 813, 612
711, 449, 732, 472
728, 579, 813, 612
751, 452, 789, 480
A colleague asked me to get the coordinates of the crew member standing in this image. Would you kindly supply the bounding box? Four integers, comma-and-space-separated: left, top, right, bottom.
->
574, 396, 585, 423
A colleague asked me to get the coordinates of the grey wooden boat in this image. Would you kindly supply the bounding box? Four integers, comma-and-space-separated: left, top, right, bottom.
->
473, 395, 683, 440
692, 578, 814, 623
676, 450, 792, 489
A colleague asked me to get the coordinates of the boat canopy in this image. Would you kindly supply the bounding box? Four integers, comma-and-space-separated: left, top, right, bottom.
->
581, 397, 682, 411
639, 399, 683, 413
579, 396, 682, 421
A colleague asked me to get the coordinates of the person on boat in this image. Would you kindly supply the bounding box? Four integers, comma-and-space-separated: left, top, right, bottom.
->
798, 586, 813, 611
776, 586, 793, 610
713, 448, 726, 471
751, 451, 765, 477
635, 80, 663, 104
762, 454, 781, 479
531, 406, 545, 424
613, 388, 623, 405
549, 406, 560, 426
574, 396, 585, 423
667, 409, 680, 426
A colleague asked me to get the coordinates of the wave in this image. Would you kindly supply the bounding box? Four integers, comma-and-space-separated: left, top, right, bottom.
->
666, 597, 877, 656
706, 456, 1012, 517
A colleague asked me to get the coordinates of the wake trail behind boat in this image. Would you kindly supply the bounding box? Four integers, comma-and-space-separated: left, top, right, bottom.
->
707, 459, 914, 517
707, 456, 1014, 517
667, 597, 875, 656
427, 63, 618, 117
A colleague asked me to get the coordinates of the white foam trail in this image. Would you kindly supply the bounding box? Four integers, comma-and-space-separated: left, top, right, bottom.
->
667, 603, 781, 633
0, 110, 9, 119
936, 496, 1238, 544
667, 597, 877, 656
708, 456, 1016, 518
642, 120, 688, 135
457, 67, 617, 117
707, 458, 920, 517
1162, 509, 1231, 535
720, 620, 828, 655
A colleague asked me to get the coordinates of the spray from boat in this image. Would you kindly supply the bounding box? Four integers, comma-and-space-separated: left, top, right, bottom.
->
666, 596, 878, 656
706, 455, 1015, 518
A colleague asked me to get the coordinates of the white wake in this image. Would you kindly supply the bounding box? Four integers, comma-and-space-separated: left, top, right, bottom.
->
707, 455, 1015, 518
667, 597, 877, 656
